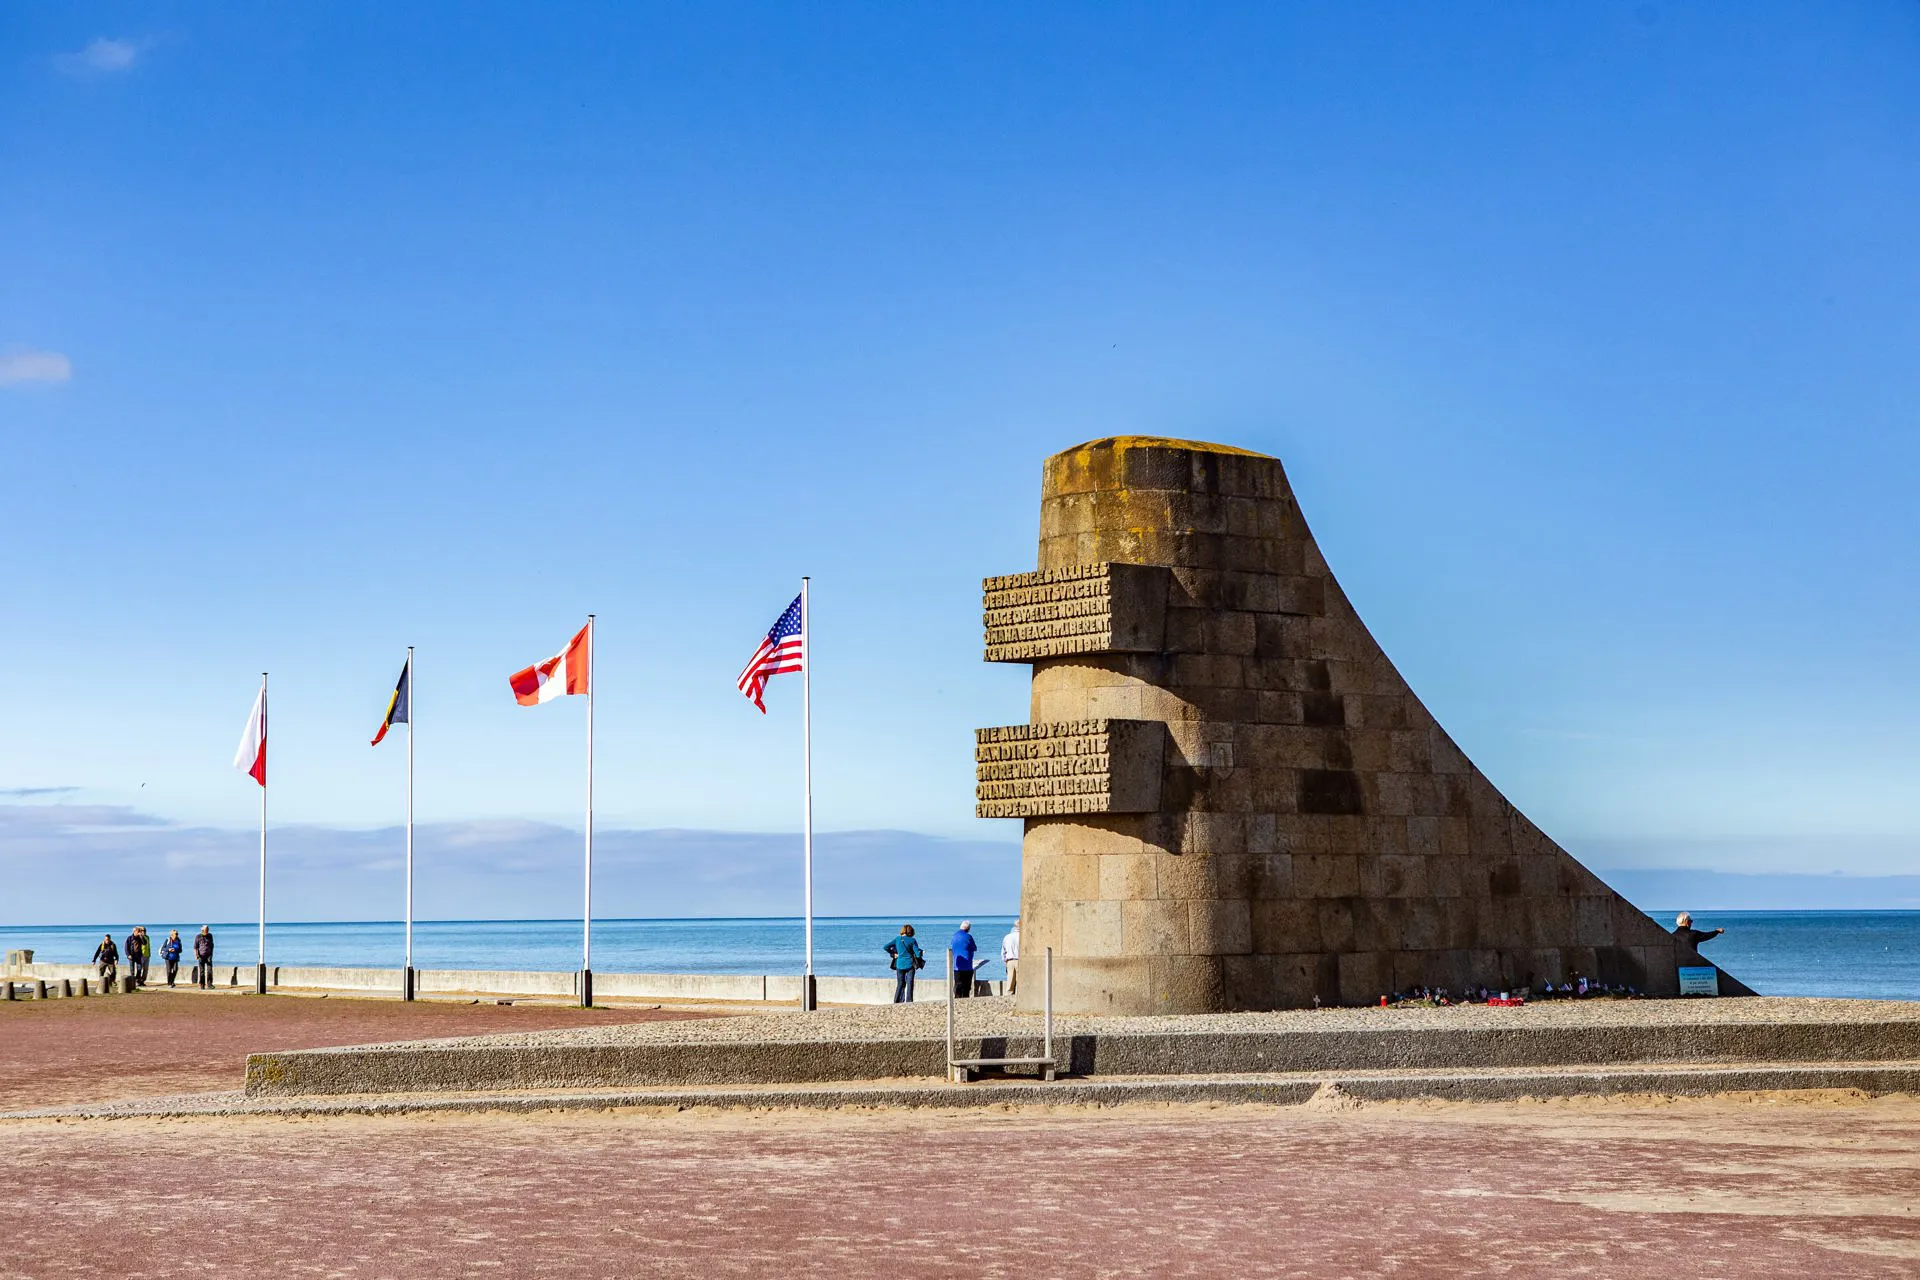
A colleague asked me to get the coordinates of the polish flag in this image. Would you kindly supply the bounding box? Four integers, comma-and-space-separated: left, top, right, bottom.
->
233, 684, 267, 787
510, 623, 591, 706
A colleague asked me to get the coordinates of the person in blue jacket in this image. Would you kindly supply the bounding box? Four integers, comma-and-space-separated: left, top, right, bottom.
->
884, 924, 923, 1003
159, 930, 185, 987
950, 920, 978, 998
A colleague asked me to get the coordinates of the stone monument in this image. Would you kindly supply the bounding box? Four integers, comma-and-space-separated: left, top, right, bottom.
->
977, 436, 1752, 1014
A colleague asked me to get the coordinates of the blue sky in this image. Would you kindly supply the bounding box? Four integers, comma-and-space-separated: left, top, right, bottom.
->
2, 3, 1917, 921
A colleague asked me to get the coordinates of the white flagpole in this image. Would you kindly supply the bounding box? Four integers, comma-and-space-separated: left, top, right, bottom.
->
404, 647, 415, 1001
582, 614, 595, 1008
256, 672, 268, 996
801, 577, 815, 1011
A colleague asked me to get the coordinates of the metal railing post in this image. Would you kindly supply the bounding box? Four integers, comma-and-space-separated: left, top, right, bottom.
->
945, 947, 957, 1082
1043, 946, 1053, 1074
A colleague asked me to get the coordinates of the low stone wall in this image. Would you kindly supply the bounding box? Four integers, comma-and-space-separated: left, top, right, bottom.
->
18, 963, 98, 983
21, 962, 246, 988
245, 1016, 1920, 1097
14, 961, 992, 1005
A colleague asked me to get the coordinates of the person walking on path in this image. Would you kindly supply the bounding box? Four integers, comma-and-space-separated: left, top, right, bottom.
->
950, 921, 978, 999
159, 930, 184, 987
884, 924, 924, 1003
1673, 913, 1725, 951
193, 926, 215, 989
124, 927, 149, 987
93, 934, 119, 989
1001, 919, 1020, 997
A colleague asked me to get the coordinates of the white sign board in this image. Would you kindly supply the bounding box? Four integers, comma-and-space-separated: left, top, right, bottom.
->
1677, 965, 1719, 996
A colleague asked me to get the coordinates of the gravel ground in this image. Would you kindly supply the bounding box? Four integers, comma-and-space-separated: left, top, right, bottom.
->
5, 1093, 1918, 1277
350, 995, 1920, 1052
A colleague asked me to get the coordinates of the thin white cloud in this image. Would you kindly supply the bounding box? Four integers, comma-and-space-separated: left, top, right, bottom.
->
0, 801, 1019, 923
56, 37, 142, 76
0, 348, 73, 387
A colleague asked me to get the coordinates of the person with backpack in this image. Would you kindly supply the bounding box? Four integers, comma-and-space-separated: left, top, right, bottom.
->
125, 927, 150, 987
93, 933, 119, 989
884, 924, 924, 1003
159, 930, 184, 987
193, 925, 216, 989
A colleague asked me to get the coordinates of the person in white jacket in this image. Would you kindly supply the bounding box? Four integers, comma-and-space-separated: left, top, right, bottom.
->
1001, 919, 1020, 996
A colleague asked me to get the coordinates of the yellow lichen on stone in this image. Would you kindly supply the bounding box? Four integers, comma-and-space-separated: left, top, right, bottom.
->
1054, 435, 1274, 463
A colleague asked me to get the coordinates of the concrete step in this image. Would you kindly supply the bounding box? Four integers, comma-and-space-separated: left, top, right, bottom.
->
19, 1059, 1920, 1122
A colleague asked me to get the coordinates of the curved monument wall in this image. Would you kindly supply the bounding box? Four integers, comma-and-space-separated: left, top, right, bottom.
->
977, 436, 1750, 1015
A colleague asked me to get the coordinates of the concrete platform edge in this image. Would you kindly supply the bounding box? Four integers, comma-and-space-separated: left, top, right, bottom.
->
244, 1020, 1920, 1097
19, 1063, 1920, 1122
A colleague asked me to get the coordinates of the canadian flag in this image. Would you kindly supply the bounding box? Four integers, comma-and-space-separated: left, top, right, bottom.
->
509, 623, 591, 706
233, 683, 267, 787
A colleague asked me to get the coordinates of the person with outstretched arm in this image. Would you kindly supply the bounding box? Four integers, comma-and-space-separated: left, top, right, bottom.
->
1673, 912, 1725, 950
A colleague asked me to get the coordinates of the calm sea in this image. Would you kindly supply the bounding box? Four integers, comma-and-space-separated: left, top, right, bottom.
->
2, 915, 1016, 981
5, 910, 1914, 1000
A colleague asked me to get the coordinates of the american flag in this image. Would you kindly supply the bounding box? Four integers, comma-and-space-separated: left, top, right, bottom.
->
737, 593, 805, 712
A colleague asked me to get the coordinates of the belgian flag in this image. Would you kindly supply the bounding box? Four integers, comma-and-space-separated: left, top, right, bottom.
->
371, 653, 411, 746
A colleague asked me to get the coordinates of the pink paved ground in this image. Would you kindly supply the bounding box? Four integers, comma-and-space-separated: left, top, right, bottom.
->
5, 1094, 1918, 1277
0, 988, 725, 1109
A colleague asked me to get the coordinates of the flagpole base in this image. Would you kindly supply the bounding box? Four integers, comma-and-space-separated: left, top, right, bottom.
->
254, 963, 268, 995
403, 966, 416, 1002
801, 974, 817, 1011
580, 968, 593, 1008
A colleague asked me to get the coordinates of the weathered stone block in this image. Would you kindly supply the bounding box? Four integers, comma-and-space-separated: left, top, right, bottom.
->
1246, 852, 1293, 899
1374, 854, 1429, 899
1273, 815, 1328, 855
1155, 851, 1221, 901
1317, 900, 1357, 952
1176, 810, 1244, 855
1188, 899, 1252, 954
1123, 899, 1190, 955
1050, 957, 1156, 1014
1062, 900, 1124, 958
1098, 853, 1155, 901
1295, 853, 1360, 898
1210, 853, 1255, 900
1027, 816, 1142, 859
1151, 954, 1228, 1011
1573, 895, 1615, 947
1337, 952, 1389, 1005
1251, 898, 1321, 954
